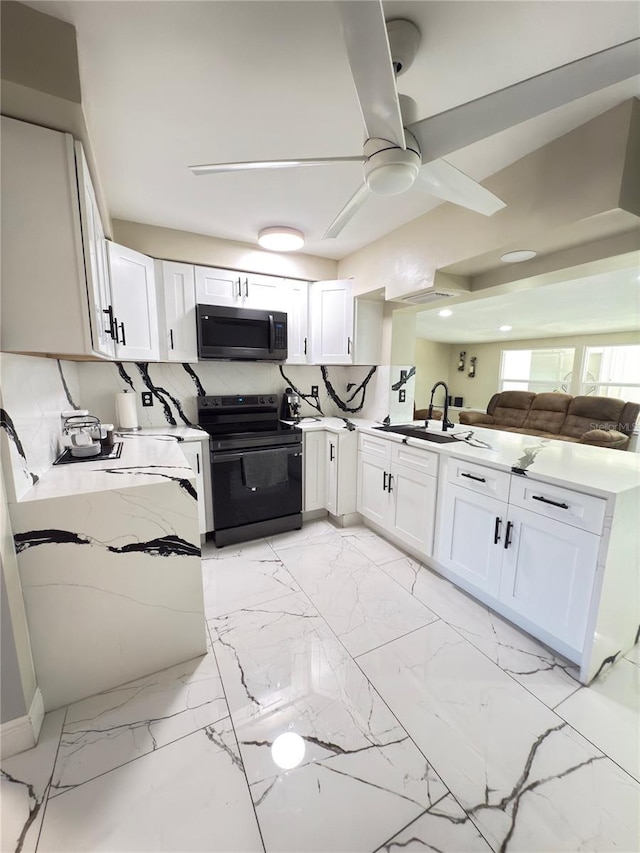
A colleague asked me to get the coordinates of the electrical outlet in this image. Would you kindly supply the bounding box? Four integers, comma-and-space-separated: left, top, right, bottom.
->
311, 385, 319, 397
399, 390, 406, 403
141, 392, 153, 407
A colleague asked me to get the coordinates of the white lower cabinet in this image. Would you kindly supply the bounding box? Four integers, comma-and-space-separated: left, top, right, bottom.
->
180, 440, 208, 536
499, 505, 600, 650
303, 431, 326, 512
437, 484, 506, 597
357, 436, 438, 558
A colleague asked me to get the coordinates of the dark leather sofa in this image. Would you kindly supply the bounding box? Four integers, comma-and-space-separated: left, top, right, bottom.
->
458, 391, 639, 450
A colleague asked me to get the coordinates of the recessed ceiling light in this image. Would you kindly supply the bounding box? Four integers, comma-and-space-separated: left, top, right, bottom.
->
500, 250, 537, 263
258, 226, 304, 252
438, 309, 453, 317
499, 325, 512, 332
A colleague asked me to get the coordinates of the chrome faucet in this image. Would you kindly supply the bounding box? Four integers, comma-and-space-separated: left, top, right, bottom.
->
428, 381, 454, 431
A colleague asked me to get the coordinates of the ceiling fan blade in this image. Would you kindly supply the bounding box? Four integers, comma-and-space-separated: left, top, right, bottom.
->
324, 182, 371, 238
408, 38, 640, 161
416, 160, 506, 216
190, 156, 364, 176
337, 1, 406, 148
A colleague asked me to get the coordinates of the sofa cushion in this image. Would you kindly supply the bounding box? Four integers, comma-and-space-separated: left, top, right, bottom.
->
561, 396, 626, 440
522, 392, 572, 435
579, 429, 629, 450
491, 391, 536, 428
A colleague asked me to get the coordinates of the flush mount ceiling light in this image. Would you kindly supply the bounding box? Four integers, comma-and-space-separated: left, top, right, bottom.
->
438, 309, 453, 317
499, 325, 513, 332
258, 227, 305, 252
500, 250, 537, 263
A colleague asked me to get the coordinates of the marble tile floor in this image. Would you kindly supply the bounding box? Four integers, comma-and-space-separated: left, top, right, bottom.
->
2, 519, 639, 852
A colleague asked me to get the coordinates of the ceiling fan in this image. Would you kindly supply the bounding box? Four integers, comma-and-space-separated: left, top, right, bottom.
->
189, 2, 639, 239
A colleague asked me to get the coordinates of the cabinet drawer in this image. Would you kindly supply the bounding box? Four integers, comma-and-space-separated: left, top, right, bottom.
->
391, 443, 438, 477
447, 458, 510, 502
509, 478, 605, 534
358, 432, 391, 461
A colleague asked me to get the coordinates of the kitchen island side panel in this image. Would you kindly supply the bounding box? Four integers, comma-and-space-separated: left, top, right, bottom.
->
9, 480, 205, 711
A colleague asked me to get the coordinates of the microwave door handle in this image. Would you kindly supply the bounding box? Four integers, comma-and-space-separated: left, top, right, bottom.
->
268, 314, 275, 352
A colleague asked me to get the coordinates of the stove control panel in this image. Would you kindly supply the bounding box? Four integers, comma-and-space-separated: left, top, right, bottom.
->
198, 395, 277, 410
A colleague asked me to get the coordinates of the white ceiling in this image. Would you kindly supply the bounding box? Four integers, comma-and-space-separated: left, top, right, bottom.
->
415, 267, 640, 343
26, 1, 640, 259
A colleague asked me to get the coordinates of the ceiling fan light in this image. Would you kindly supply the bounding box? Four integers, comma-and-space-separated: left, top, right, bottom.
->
258, 227, 305, 252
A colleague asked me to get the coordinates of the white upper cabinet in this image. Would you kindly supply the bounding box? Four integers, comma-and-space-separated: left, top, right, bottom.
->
285, 280, 310, 364
195, 267, 242, 307
243, 273, 286, 311
108, 243, 159, 361
1, 116, 103, 357
309, 279, 354, 364
75, 144, 115, 359
156, 261, 197, 362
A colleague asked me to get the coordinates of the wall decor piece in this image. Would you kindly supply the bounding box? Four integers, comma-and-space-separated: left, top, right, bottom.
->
457, 351, 466, 372
468, 357, 477, 378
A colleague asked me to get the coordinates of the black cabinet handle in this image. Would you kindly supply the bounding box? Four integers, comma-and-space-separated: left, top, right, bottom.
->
102, 305, 115, 338
196, 452, 200, 474
461, 472, 486, 483
493, 516, 502, 544
532, 495, 569, 510
383, 471, 388, 491
347, 336, 352, 355
169, 329, 174, 350
236, 278, 242, 298
113, 317, 120, 344
504, 520, 513, 549
388, 473, 393, 493
245, 278, 249, 298
329, 443, 335, 462
303, 337, 307, 355
119, 321, 126, 346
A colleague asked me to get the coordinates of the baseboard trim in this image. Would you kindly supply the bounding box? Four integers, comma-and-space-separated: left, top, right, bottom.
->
0, 688, 44, 759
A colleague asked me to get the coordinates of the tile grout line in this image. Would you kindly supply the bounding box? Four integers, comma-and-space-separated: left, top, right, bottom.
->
352, 616, 441, 661
207, 619, 268, 853
34, 704, 68, 852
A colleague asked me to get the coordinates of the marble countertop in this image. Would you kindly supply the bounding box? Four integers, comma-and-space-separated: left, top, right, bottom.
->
283, 417, 380, 433
19, 430, 197, 503
357, 421, 640, 498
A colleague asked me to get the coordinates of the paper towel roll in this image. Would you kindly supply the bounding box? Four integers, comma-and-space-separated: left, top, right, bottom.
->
116, 391, 139, 431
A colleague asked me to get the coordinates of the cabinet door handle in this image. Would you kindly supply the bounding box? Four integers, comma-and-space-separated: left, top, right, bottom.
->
461, 472, 486, 483
169, 329, 175, 350
113, 317, 120, 344
119, 321, 126, 346
236, 278, 242, 298
103, 305, 115, 338
388, 473, 393, 493
493, 516, 502, 544
347, 336, 352, 355
196, 452, 200, 474
383, 471, 388, 491
504, 520, 513, 549
303, 337, 307, 355
329, 443, 335, 462
245, 278, 249, 298
532, 495, 569, 510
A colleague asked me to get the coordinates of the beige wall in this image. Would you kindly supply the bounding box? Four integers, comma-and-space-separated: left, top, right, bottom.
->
443, 330, 640, 410
414, 339, 452, 408
337, 101, 636, 300
112, 220, 338, 282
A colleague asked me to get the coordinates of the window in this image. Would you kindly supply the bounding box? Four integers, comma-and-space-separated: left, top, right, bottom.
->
499, 348, 576, 394
581, 345, 640, 403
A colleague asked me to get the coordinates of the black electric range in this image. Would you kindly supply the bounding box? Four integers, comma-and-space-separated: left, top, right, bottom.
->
197, 395, 303, 546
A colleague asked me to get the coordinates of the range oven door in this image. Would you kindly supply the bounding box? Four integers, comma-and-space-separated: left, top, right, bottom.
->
211, 443, 302, 533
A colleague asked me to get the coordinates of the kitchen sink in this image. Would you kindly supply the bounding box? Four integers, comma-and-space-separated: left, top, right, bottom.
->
373, 425, 460, 444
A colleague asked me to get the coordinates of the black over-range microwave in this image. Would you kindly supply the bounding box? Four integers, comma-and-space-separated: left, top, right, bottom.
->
196, 304, 288, 361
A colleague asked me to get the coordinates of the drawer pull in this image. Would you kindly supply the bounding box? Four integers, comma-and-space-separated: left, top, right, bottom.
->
504, 520, 513, 549
461, 472, 486, 483
493, 516, 502, 545
532, 495, 569, 510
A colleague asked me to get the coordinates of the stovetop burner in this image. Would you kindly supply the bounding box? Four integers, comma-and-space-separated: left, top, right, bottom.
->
197, 394, 302, 451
